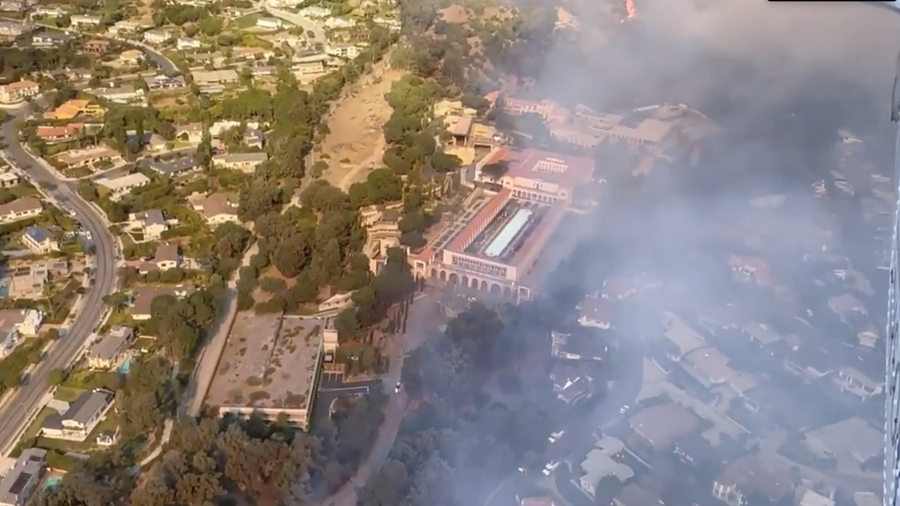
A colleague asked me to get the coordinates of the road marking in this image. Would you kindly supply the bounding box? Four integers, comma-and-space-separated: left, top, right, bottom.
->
320, 386, 370, 393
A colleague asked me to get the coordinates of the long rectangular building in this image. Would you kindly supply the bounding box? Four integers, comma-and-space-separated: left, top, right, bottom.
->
411, 148, 592, 301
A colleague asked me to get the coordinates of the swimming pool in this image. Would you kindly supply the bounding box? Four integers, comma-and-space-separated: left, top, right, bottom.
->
118, 356, 133, 374
42, 476, 62, 491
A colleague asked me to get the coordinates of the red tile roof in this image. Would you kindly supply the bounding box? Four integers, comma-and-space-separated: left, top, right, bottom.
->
504, 148, 594, 189
446, 188, 511, 254
36, 123, 85, 139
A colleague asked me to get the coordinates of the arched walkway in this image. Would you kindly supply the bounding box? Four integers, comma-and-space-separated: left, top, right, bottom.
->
462, 275, 469, 287
471, 278, 478, 289
439, 271, 446, 282
480, 280, 488, 291
490, 284, 501, 294
430, 268, 437, 279
449, 273, 459, 284
504, 287, 512, 298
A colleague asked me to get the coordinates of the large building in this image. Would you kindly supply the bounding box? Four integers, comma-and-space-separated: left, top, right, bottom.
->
486, 94, 698, 153
411, 148, 592, 300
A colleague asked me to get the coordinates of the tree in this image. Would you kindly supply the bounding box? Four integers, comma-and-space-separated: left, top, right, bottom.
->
334, 308, 361, 341
47, 368, 67, 386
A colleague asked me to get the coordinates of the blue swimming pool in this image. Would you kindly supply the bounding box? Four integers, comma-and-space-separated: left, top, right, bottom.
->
118, 356, 133, 374
43, 476, 62, 491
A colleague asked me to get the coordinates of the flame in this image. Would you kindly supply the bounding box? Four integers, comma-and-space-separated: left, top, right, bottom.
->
624, 0, 636, 20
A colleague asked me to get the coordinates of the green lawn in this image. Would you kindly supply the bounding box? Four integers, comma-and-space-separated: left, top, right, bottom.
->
53, 387, 86, 402
235, 12, 262, 29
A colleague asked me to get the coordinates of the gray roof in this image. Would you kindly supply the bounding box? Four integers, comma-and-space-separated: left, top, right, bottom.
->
146, 156, 198, 175
0, 448, 45, 505
137, 209, 165, 226
88, 326, 133, 362
66, 390, 113, 425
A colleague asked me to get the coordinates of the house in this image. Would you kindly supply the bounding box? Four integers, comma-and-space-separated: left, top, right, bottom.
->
30, 5, 66, 18
211, 152, 268, 173
86, 326, 135, 370
192, 193, 240, 226
298, 6, 330, 17
83, 39, 110, 54
191, 69, 239, 86
578, 296, 614, 329
147, 75, 186, 90
326, 43, 363, 59
57, 145, 122, 169
107, 19, 140, 36
145, 156, 200, 177
86, 85, 145, 104
577, 436, 634, 499
128, 210, 167, 240
248, 65, 277, 78
550, 331, 608, 361
36, 123, 85, 142
255, 17, 283, 29
118, 49, 143, 65
0, 448, 46, 506
95, 173, 150, 202
292, 56, 328, 76
856, 327, 879, 348
828, 293, 866, 322
712, 454, 791, 506
324, 17, 356, 29
143, 29, 171, 45
782, 345, 836, 381
0, 21, 30, 37
244, 129, 264, 149
69, 14, 101, 26
31, 31, 72, 47
176, 37, 201, 50
834, 367, 882, 399
40, 389, 115, 441
0, 309, 44, 357
550, 364, 593, 405
151, 242, 181, 271
728, 255, 772, 286
131, 287, 175, 321
175, 123, 204, 143
21, 227, 59, 254
0, 171, 19, 188
601, 274, 660, 300
43, 99, 106, 120
802, 417, 882, 467
613, 484, 664, 506
0, 80, 38, 104
672, 434, 716, 466
799, 490, 835, 506
0, 197, 42, 223
7, 263, 48, 299
629, 403, 700, 451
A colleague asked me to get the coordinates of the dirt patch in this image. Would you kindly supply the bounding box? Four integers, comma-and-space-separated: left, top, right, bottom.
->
316, 54, 406, 191
440, 5, 469, 23
152, 95, 190, 110
136, 0, 155, 27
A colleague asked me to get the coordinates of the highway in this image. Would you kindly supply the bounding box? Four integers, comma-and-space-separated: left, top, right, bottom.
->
0, 105, 118, 455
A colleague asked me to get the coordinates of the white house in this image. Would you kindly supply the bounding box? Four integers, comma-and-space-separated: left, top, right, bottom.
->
143, 29, 172, 45
192, 193, 240, 227
87, 326, 135, 370
0, 197, 42, 223
176, 37, 202, 50
21, 226, 59, 254
127, 210, 167, 241
95, 173, 150, 202
69, 14, 101, 26
211, 152, 268, 173
0, 80, 39, 104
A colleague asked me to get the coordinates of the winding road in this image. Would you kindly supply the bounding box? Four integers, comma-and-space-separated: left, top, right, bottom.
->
0, 105, 118, 456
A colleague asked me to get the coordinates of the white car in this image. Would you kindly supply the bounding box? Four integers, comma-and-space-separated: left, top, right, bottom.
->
548, 430, 565, 443
619, 405, 629, 414
542, 461, 560, 476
